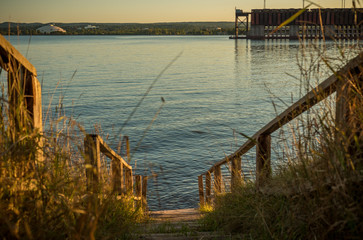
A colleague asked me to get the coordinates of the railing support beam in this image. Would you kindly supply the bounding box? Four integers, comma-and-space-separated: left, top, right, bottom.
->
84, 134, 101, 191
125, 168, 133, 194
231, 156, 242, 191
214, 166, 222, 194
198, 175, 205, 206
112, 158, 123, 194
205, 171, 212, 204
135, 175, 142, 209
256, 134, 271, 189
142, 176, 148, 210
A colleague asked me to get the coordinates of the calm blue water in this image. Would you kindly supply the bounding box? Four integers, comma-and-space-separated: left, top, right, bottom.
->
3, 35, 354, 210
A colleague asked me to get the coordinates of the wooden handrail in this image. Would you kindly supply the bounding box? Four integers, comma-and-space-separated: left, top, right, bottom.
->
0, 37, 147, 209
0, 34, 42, 162
199, 52, 363, 205
84, 134, 148, 210
203, 52, 363, 175
94, 134, 132, 170
0, 35, 37, 76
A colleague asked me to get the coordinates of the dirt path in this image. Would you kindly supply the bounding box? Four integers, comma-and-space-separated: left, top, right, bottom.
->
137, 208, 229, 239
150, 208, 202, 222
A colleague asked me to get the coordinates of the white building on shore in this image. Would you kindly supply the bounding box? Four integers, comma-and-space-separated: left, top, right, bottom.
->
36, 24, 66, 34
84, 25, 98, 29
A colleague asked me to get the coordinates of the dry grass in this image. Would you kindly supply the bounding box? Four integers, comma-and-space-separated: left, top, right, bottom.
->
0, 64, 145, 239
201, 27, 363, 240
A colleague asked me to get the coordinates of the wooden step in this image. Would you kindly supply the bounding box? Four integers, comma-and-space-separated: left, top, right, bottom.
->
138, 208, 230, 239
150, 208, 202, 222
139, 232, 229, 240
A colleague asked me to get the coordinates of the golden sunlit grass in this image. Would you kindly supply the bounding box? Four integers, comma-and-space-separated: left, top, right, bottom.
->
0, 68, 145, 239
200, 32, 363, 240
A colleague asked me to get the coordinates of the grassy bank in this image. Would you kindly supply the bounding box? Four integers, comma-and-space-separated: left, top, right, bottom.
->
0, 71, 145, 239
200, 39, 363, 239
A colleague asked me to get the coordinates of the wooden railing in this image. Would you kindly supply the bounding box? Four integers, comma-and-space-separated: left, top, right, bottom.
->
0, 35, 148, 208
84, 134, 148, 208
0, 35, 42, 131
198, 52, 363, 206
0, 35, 42, 160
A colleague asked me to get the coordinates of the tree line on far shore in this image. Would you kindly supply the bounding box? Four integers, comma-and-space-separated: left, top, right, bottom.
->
0, 22, 235, 35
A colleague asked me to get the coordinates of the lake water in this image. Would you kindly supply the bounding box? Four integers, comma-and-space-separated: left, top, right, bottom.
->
3, 35, 356, 210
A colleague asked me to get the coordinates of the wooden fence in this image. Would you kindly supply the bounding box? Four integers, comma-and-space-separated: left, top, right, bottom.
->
0, 35, 43, 162
84, 134, 148, 209
198, 52, 363, 206
0, 35, 148, 208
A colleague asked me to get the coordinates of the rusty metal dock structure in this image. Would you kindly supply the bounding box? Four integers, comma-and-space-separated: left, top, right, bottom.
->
231, 8, 363, 40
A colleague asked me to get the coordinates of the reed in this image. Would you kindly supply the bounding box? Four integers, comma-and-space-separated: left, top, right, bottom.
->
0, 65, 144, 240
200, 17, 363, 240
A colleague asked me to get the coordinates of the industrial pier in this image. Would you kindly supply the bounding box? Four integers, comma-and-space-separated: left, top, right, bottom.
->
231, 8, 363, 40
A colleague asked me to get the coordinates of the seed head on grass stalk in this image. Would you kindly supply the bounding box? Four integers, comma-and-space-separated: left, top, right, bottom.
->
114, 52, 182, 144
0, 59, 144, 239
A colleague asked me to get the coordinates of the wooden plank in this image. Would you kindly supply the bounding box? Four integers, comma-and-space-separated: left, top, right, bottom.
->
151, 208, 201, 222
84, 135, 101, 191
198, 175, 205, 206
205, 52, 363, 174
125, 168, 133, 194
135, 175, 142, 209
135, 175, 142, 197
97, 135, 132, 170
205, 171, 211, 204
231, 156, 242, 191
256, 134, 271, 188
32, 76, 43, 162
0, 35, 37, 76
31, 76, 42, 133
142, 176, 148, 209
2, 38, 43, 163
112, 156, 123, 194
125, 136, 130, 162
214, 166, 222, 194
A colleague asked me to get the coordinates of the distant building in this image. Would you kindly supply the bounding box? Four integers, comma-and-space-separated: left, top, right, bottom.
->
36, 24, 66, 34
84, 25, 98, 29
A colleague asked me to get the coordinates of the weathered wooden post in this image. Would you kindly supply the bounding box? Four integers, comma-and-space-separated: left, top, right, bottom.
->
1, 35, 43, 163
256, 134, 271, 188
112, 158, 123, 194
84, 134, 101, 191
335, 64, 363, 168
125, 136, 130, 162
135, 175, 142, 208
29, 75, 42, 136
125, 168, 133, 194
205, 171, 211, 204
142, 176, 148, 210
198, 175, 205, 206
214, 166, 222, 194
231, 156, 242, 191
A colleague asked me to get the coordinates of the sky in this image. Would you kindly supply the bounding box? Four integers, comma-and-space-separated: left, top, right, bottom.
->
0, 0, 351, 23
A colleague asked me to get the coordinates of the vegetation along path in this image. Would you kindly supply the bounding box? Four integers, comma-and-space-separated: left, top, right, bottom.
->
137, 208, 233, 240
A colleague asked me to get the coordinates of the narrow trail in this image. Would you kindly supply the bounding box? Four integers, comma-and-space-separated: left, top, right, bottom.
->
137, 208, 230, 240
151, 208, 201, 222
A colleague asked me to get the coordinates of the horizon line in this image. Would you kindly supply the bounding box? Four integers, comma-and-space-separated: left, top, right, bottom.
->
1, 21, 236, 24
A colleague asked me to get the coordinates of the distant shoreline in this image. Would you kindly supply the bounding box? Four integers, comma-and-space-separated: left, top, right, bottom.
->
0, 21, 235, 36
2, 33, 232, 36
